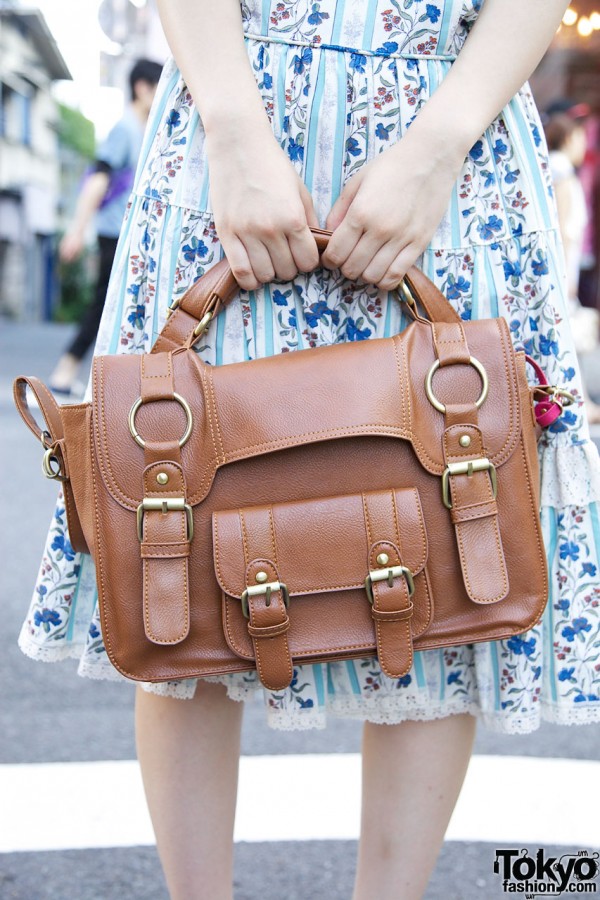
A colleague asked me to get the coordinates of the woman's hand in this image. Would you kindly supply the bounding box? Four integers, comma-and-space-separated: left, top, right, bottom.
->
157, 0, 320, 291
206, 123, 320, 290
321, 123, 466, 289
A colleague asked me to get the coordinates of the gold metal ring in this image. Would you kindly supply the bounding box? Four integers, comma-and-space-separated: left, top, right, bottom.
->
425, 356, 489, 414
128, 392, 193, 449
42, 447, 66, 481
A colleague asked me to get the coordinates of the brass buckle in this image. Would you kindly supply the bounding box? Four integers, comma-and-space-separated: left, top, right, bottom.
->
192, 310, 214, 338
535, 385, 576, 410
364, 565, 415, 605
441, 457, 497, 510
398, 279, 417, 309
241, 581, 290, 619
166, 297, 181, 318
425, 356, 489, 414
136, 497, 194, 542
40, 432, 66, 481
41, 446, 66, 481
128, 392, 193, 449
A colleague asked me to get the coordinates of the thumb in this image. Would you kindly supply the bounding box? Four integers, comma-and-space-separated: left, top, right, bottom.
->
299, 181, 320, 229
325, 172, 362, 231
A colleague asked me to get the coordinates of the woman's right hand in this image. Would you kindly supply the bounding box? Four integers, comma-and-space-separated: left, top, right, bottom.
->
206, 125, 320, 290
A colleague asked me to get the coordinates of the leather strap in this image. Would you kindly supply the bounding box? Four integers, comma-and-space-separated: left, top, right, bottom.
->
431, 321, 471, 366
141, 351, 177, 401
151, 228, 461, 356
443, 424, 509, 604
429, 323, 509, 604
238, 506, 293, 691
140, 461, 191, 644
13, 376, 89, 554
138, 353, 191, 644
139, 352, 183, 466
362, 491, 414, 678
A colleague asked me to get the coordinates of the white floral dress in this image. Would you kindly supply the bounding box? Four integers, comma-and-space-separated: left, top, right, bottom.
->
21, 0, 600, 733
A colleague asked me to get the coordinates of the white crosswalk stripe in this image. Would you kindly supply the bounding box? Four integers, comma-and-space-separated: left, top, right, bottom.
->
1, 753, 598, 853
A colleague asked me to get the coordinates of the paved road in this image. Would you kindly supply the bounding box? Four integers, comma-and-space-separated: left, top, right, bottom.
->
1, 321, 599, 900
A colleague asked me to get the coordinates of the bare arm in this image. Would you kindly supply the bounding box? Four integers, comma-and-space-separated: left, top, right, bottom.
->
156, 0, 270, 139
60, 171, 109, 263
156, 0, 319, 289
322, 0, 571, 286
412, 0, 570, 155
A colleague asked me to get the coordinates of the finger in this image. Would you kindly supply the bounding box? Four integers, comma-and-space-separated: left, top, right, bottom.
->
224, 234, 260, 291
361, 239, 405, 286
264, 233, 298, 282
288, 226, 319, 272
378, 243, 421, 291
321, 217, 363, 271
337, 230, 392, 283
241, 236, 276, 286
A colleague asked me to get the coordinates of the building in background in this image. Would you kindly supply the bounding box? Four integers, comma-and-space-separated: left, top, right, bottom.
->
98, 0, 168, 98
0, 0, 167, 323
0, 3, 71, 319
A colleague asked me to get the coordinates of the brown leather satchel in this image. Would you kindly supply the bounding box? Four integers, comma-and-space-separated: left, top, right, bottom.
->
14, 228, 569, 691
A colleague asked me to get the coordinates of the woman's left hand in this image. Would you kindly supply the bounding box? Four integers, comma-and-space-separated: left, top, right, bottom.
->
321, 123, 468, 289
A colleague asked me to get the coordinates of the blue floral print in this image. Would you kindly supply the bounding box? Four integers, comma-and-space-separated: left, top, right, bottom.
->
20, 0, 600, 733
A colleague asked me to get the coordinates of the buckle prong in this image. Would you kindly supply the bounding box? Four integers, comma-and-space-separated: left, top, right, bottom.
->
365, 565, 415, 604
136, 497, 193, 542
241, 581, 289, 618
441, 457, 497, 509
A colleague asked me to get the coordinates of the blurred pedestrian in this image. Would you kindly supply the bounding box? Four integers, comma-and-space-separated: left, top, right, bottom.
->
544, 109, 600, 422
49, 58, 163, 395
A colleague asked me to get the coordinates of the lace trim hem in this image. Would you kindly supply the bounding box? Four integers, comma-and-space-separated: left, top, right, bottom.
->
266, 698, 600, 733
19, 634, 600, 731
18, 632, 87, 664
539, 440, 600, 508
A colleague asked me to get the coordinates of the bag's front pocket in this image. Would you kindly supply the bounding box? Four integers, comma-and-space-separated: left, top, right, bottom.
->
212, 488, 432, 688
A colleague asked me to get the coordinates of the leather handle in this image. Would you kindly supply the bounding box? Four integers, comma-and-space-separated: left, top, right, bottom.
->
153, 227, 460, 354
13, 376, 64, 445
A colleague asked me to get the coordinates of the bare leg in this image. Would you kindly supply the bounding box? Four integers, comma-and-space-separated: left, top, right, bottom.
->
353, 713, 477, 900
135, 681, 244, 900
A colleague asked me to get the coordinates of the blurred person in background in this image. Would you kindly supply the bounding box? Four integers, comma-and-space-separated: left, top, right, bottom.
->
544, 107, 600, 423
49, 58, 163, 395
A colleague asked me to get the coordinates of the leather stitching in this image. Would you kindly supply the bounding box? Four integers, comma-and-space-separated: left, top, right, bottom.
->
142, 462, 190, 644
141, 352, 172, 380
205, 365, 225, 463
94, 322, 522, 512
221, 594, 378, 660
268, 505, 278, 566
188, 356, 220, 471
364, 494, 413, 680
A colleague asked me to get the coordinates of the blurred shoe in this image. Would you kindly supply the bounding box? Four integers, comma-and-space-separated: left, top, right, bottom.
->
49, 353, 80, 393
48, 380, 86, 402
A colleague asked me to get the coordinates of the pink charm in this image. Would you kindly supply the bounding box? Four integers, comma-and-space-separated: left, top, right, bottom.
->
524, 355, 574, 428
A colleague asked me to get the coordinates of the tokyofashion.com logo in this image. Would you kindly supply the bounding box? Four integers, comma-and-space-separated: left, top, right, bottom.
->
493, 848, 599, 895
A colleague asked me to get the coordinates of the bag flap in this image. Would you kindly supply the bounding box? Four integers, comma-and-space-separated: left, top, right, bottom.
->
92, 316, 522, 510
212, 488, 428, 599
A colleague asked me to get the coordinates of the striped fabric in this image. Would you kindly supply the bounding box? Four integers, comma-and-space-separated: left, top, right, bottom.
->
20, 0, 600, 733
